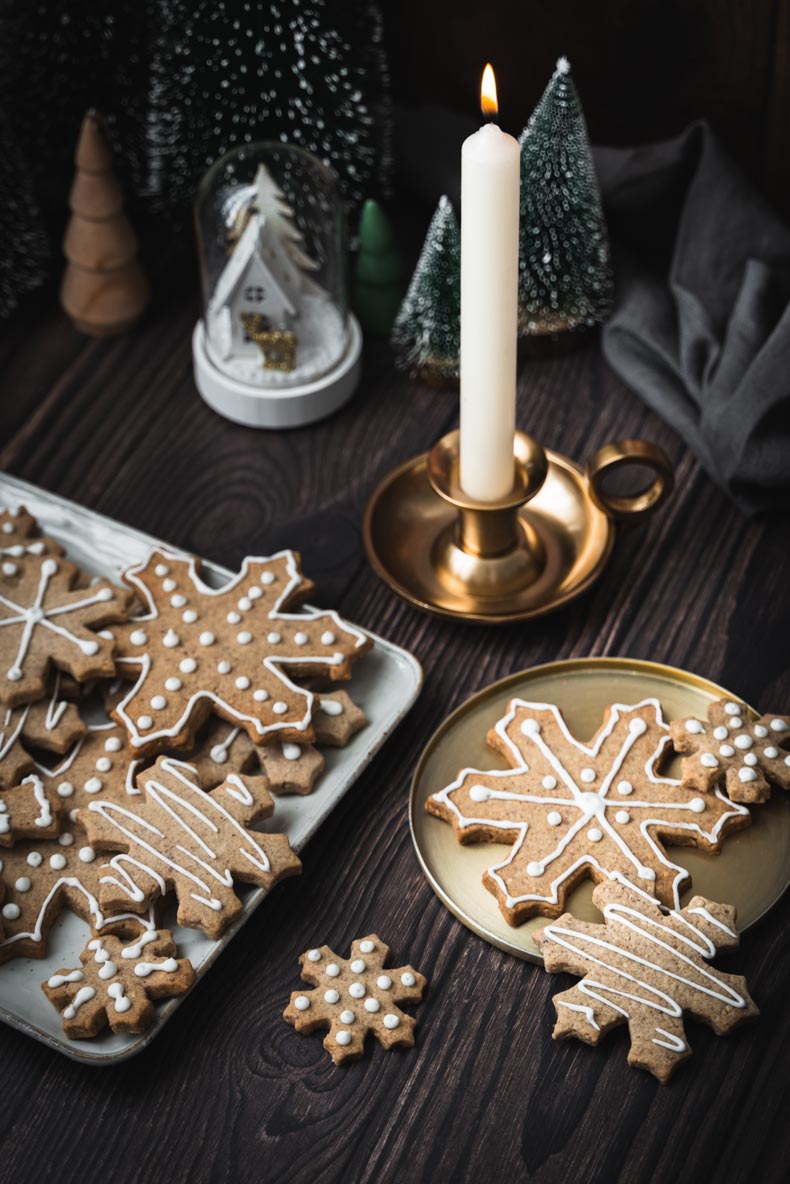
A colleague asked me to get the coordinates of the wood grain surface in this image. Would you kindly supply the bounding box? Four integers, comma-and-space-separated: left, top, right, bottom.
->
0, 278, 788, 1184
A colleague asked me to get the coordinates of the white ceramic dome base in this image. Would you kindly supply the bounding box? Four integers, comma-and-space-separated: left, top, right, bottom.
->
192, 314, 362, 429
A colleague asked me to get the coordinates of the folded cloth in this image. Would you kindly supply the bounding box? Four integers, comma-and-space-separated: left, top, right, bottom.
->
597, 122, 790, 515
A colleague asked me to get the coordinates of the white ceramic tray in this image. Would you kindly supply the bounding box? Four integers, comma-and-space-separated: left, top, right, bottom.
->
0, 473, 422, 1063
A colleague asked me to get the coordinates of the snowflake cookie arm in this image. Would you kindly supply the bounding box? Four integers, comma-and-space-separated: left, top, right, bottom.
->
0, 506, 64, 579
671, 698, 790, 805
284, 934, 427, 1066
42, 929, 195, 1039
0, 772, 60, 847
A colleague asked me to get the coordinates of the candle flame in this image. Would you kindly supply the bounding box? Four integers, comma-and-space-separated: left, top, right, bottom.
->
480, 63, 498, 119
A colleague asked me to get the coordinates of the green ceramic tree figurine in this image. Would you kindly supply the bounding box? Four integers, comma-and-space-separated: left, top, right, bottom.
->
353, 199, 403, 336
391, 195, 460, 388
518, 57, 613, 346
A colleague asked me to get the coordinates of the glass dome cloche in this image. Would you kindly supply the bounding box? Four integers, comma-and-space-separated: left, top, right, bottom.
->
192, 143, 362, 429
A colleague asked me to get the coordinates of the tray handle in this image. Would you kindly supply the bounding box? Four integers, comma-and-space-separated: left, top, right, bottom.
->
586, 439, 674, 522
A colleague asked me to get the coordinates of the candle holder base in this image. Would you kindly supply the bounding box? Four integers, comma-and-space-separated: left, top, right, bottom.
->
363, 431, 673, 625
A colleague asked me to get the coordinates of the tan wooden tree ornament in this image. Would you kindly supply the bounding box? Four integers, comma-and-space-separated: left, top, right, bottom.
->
60, 111, 149, 336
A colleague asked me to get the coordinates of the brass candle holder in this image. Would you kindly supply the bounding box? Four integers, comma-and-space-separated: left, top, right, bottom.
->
363, 430, 673, 624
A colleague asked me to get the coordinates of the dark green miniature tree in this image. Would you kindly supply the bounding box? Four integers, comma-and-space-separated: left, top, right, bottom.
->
353, 199, 403, 336
391, 195, 460, 387
518, 57, 613, 338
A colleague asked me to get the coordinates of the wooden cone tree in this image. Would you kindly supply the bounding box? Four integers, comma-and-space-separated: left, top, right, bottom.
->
60, 111, 149, 336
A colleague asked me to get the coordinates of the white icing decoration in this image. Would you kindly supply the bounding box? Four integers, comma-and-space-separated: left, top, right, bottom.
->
685, 720, 704, 734
547, 811, 562, 827
730, 718, 743, 729
165, 677, 182, 692
770, 719, 789, 732
469, 785, 491, 802
15, 877, 31, 892
326, 963, 340, 977
2, 903, 20, 920
307, 949, 321, 962
719, 745, 735, 758
282, 743, 301, 761
617, 781, 633, 796
294, 632, 308, 646
48, 970, 84, 988
383, 1014, 400, 1030
105, 737, 123, 752
321, 632, 336, 645
724, 702, 741, 715
376, 975, 392, 989
237, 631, 252, 645
238, 597, 252, 611
226, 612, 241, 625
689, 798, 706, 813
273, 702, 288, 715
199, 632, 215, 646
587, 828, 603, 842
700, 753, 718, 767
527, 861, 544, 876
364, 997, 380, 1013
738, 768, 757, 782
253, 689, 268, 702
754, 724, 768, 738
359, 940, 375, 953
261, 571, 275, 585
150, 696, 167, 711
734, 735, 753, 750
542, 775, 557, 790
108, 983, 132, 1012
49, 854, 67, 870
324, 989, 340, 1004
765, 746, 779, 759
79, 846, 96, 862
267, 632, 281, 644
248, 587, 262, 600
339, 1009, 354, 1024
350, 958, 366, 973
294, 995, 310, 1010
171, 594, 187, 608
154, 564, 169, 577
121, 931, 159, 958
182, 610, 198, 623
180, 658, 197, 673
217, 661, 231, 674
712, 726, 728, 740
319, 698, 344, 717
335, 1030, 351, 1046
58, 834, 74, 846
348, 982, 365, 998
134, 958, 178, 977
162, 578, 176, 593
615, 810, 630, 825
580, 768, 596, 783
401, 972, 416, 987
521, 719, 540, 736
63, 986, 96, 1019
235, 676, 250, 690
130, 630, 148, 646
137, 716, 153, 731
743, 753, 758, 766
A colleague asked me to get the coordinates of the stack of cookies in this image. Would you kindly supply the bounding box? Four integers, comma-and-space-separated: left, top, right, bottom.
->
0, 505, 371, 1040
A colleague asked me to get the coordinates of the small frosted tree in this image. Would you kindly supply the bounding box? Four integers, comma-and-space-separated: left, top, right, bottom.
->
518, 57, 613, 337
391, 195, 460, 387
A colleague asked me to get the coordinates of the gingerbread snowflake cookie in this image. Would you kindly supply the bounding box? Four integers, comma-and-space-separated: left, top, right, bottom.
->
671, 698, 790, 805
110, 548, 370, 753
0, 554, 131, 707
0, 505, 63, 580
427, 698, 751, 925
284, 935, 427, 1065
80, 755, 301, 938
0, 679, 85, 792
534, 878, 759, 1083
43, 929, 195, 1039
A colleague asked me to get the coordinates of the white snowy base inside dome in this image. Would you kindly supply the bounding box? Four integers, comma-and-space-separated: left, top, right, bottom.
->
206, 293, 346, 387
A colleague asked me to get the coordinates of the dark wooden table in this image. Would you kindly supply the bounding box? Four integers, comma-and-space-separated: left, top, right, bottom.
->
1, 276, 788, 1184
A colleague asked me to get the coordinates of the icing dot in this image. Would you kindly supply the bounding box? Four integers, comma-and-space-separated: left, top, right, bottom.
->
0, 522, 13, 534
182, 610, 198, 623
638, 866, 657, 881
401, 973, 416, 987
754, 725, 768, 739
629, 718, 647, 735
130, 630, 147, 646
2, 903, 20, 920
217, 661, 232, 674
79, 847, 95, 863
267, 632, 281, 644
49, 853, 67, 870
235, 676, 250, 690
527, 861, 544, 876
739, 768, 757, 782
137, 716, 153, 731
57, 781, 74, 798
238, 597, 252, 612
237, 631, 252, 645
350, 958, 366, 973
744, 753, 758, 766
700, 753, 718, 768
764, 746, 779, 759
15, 877, 31, 892
150, 696, 167, 711
713, 726, 728, 741
7, 668, 22, 681
684, 797, 706, 815
580, 768, 596, 783
294, 995, 310, 1011
154, 564, 169, 577
306, 949, 321, 962
521, 719, 540, 736
685, 720, 704, 734
273, 702, 288, 715
253, 689, 269, 702
376, 975, 392, 990
587, 828, 603, 842
719, 745, 735, 758
199, 632, 215, 647
2, 561, 16, 575
84, 777, 103, 794
294, 632, 309, 646
180, 658, 197, 674
615, 810, 630, 824
282, 743, 301, 760
336, 1031, 352, 1046
547, 811, 562, 827
734, 734, 753, 750
324, 989, 340, 1004
27, 851, 42, 867
326, 963, 340, 977
162, 578, 176, 593
771, 719, 789, 732
165, 677, 182, 692
383, 1014, 400, 1030
364, 998, 380, 1013
59, 833, 74, 847
170, 594, 187, 608
617, 781, 633, 796
209, 745, 227, 764
730, 718, 743, 729
163, 629, 180, 648
724, 702, 741, 715
96, 757, 112, 773
226, 611, 241, 625
348, 982, 366, 999
339, 1010, 355, 1024
542, 775, 557, 790
69, 809, 80, 822
105, 737, 123, 752
261, 571, 275, 585
82, 640, 100, 656
469, 785, 491, 802
321, 632, 336, 645
96, 589, 113, 603
359, 940, 375, 953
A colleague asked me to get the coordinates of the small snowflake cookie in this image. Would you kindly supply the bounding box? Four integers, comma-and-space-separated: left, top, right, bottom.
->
284, 935, 427, 1065
109, 548, 370, 754
670, 697, 790, 805
427, 697, 751, 924
534, 877, 759, 1083
42, 929, 195, 1038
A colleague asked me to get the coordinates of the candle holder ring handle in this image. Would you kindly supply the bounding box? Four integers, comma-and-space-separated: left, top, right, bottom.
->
586, 439, 674, 523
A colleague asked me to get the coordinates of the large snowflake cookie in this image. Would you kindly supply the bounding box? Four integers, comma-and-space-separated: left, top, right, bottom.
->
0, 553, 131, 706
43, 929, 195, 1039
284, 935, 427, 1065
110, 548, 370, 753
533, 878, 759, 1083
427, 698, 751, 924
80, 755, 301, 938
671, 697, 790, 805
